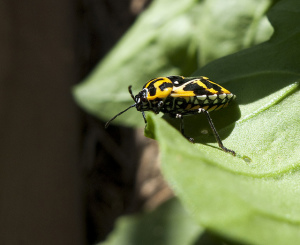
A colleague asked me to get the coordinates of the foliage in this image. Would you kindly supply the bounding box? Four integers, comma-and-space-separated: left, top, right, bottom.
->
99, 198, 203, 245
73, 0, 272, 128
74, 0, 300, 244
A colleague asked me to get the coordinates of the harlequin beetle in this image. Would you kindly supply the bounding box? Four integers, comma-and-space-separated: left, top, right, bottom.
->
105, 76, 236, 155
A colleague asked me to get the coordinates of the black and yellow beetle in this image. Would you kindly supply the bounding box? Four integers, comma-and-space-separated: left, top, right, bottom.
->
105, 76, 236, 155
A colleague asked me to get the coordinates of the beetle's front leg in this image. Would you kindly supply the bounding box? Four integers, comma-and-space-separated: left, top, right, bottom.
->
142, 111, 147, 125
153, 101, 164, 114
175, 113, 194, 143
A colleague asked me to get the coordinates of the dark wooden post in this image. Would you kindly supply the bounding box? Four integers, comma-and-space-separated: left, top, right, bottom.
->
0, 1, 84, 244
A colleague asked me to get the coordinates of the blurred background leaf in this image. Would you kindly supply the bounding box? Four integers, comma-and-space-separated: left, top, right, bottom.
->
98, 198, 204, 245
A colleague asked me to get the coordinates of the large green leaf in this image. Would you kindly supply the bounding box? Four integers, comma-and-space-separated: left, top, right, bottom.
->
146, 0, 300, 244
72, 0, 299, 244
73, 0, 272, 127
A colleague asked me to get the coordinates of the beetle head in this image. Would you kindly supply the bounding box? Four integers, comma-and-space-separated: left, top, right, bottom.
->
134, 88, 150, 111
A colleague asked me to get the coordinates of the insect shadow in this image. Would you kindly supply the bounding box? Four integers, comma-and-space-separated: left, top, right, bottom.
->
162, 100, 241, 146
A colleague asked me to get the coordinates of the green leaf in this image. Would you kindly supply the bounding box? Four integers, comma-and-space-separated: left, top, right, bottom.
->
147, 0, 300, 244
72, 0, 298, 244
194, 0, 274, 64
72, 0, 273, 127
98, 198, 203, 245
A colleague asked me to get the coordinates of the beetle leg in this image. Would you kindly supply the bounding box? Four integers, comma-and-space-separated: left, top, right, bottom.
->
153, 101, 164, 114
142, 111, 147, 125
157, 100, 164, 109
176, 114, 194, 143
199, 109, 236, 156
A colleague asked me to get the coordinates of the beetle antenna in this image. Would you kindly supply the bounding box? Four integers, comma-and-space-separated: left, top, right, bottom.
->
105, 104, 136, 128
128, 86, 136, 102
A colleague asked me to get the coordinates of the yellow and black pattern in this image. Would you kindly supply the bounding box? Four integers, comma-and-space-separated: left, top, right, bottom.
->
170, 76, 231, 97
161, 90, 235, 115
143, 76, 235, 115
105, 75, 237, 155
143, 77, 173, 100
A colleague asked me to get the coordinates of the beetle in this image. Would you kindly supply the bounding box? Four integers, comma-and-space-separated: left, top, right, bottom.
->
105, 76, 236, 155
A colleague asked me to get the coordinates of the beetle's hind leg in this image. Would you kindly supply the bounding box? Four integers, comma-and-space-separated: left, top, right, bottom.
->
201, 109, 236, 156
175, 109, 236, 155
175, 114, 195, 143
